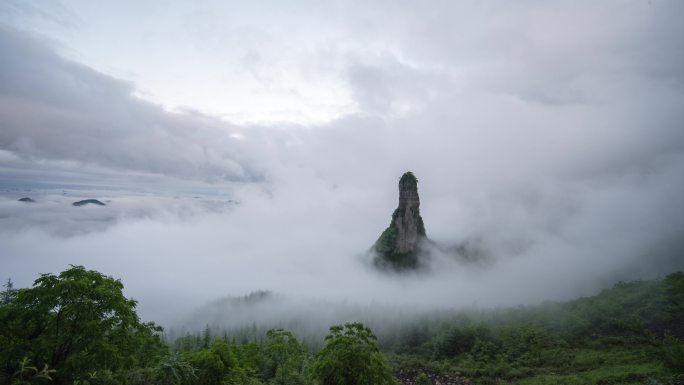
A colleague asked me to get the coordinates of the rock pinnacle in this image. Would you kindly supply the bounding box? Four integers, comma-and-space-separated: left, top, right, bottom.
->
373, 172, 428, 270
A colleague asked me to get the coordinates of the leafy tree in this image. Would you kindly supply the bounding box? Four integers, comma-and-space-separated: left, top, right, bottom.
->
155, 351, 197, 385
9, 357, 55, 385
184, 350, 225, 385
184, 340, 239, 385
311, 323, 395, 385
262, 329, 306, 385
120, 351, 196, 385
235, 341, 262, 378
0, 266, 165, 385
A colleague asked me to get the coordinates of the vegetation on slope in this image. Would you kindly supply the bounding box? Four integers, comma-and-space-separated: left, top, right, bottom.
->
381, 272, 684, 384
373, 207, 422, 270
1, 267, 682, 385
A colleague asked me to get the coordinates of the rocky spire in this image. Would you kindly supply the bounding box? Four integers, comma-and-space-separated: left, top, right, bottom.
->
373, 172, 428, 270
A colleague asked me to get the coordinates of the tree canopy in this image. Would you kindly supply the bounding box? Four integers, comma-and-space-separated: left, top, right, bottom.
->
0, 266, 165, 385
2, 266, 682, 385
311, 323, 395, 385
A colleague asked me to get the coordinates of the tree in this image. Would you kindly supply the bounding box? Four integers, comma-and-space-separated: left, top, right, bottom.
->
154, 351, 197, 385
184, 340, 239, 385
202, 325, 212, 349
0, 266, 165, 385
184, 350, 225, 385
1, 278, 17, 305
311, 323, 396, 385
262, 329, 305, 385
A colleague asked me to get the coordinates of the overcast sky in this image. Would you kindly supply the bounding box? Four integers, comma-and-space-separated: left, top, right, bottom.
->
1, 1, 683, 325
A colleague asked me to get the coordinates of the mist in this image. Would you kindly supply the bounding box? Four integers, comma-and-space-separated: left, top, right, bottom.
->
2, 152, 683, 328
1, 1, 684, 333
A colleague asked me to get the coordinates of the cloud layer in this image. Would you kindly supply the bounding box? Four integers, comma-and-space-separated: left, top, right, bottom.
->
0, 25, 264, 183
1, 1, 684, 327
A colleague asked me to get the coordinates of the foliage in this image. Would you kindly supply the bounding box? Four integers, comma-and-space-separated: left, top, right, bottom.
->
373, 209, 422, 271
434, 323, 492, 359
263, 329, 306, 385
1, 279, 17, 305
155, 352, 197, 385
0, 266, 166, 385
311, 323, 396, 385
184, 349, 225, 385
381, 271, 684, 384
170, 328, 311, 385
414, 372, 430, 385
658, 334, 684, 373
662, 271, 684, 322
2, 266, 683, 385
10, 357, 55, 385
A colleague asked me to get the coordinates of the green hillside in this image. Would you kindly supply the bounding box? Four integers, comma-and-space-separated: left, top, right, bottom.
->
382, 272, 684, 384
1, 269, 682, 385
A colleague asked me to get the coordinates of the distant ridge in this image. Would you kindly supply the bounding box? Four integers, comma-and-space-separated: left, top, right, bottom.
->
72, 199, 106, 207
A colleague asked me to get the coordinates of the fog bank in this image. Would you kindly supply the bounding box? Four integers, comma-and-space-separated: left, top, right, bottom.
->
1, 1, 683, 329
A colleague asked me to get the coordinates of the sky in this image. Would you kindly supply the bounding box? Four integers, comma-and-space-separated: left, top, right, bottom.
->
1, 1, 683, 327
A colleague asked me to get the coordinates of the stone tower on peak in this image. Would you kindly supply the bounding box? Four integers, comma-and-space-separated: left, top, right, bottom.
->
372, 172, 428, 270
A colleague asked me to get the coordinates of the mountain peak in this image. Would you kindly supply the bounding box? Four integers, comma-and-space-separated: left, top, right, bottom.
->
373, 172, 428, 270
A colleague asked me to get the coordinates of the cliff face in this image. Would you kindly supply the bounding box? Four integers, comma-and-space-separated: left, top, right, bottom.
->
373, 172, 427, 270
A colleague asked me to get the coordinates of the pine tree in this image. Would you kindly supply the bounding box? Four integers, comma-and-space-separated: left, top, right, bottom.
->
1, 278, 16, 305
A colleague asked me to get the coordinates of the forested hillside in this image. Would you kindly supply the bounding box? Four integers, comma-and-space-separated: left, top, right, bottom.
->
381, 272, 684, 384
1, 267, 682, 385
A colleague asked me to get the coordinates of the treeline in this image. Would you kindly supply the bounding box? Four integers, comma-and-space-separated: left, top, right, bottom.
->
0, 266, 395, 385
1, 266, 683, 385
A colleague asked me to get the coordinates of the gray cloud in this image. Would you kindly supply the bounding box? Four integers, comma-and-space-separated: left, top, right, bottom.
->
0, 25, 262, 183
0, 0, 77, 30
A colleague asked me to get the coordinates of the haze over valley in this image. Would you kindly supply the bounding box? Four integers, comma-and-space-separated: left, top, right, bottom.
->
1, 2, 683, 384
